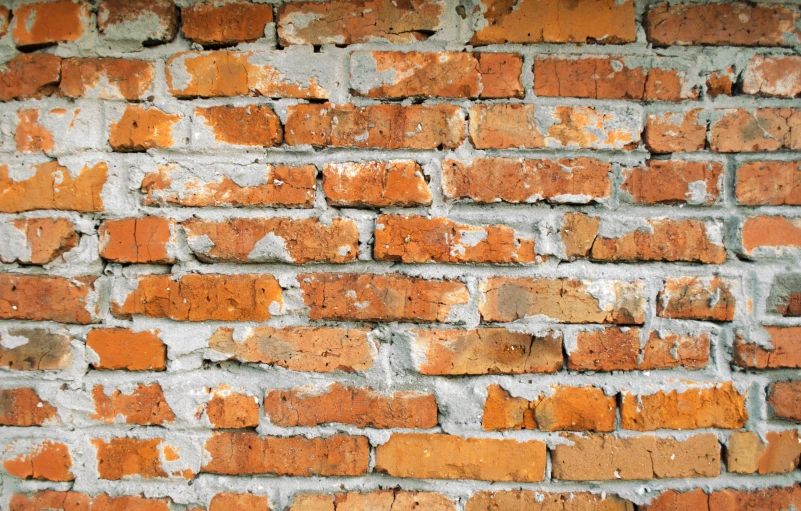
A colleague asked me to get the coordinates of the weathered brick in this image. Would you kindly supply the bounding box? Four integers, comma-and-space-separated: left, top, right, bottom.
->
207, 326, 375, 373
708, 486, 801, 511
644, 109, 707, 153
375, 215, 538, 264
743, 55, 801, 98
14, 109, 53, 153
442, 157, 612, 205
568, 328, 710, 372
0, 6, 7, 37
194, 105, 282, 147
289, 491, 455, 511
351, 51, 522, 99
563, 214, 726, 263
480, 277, 645, 324
0, 328, 72, 371
10, 492, 171, 511
412, 328, 563, 375
3, 441, 73, 481
471, 0, 635, 45
0, 389, 57, 427
98, 0, 178, 44
621, 383, 747, 431
552, 434, 721, 480
707, 68, 736, 98
110, 105, 182, 152
646, 2, 801, 47
734, 326, 801, 369
86, 328, 166, 371
209, 493, 270, 511
657, 277, 735, 322
203, 386, 259, 429
142, 163, 316, 208
736, 161, 801, 206
375, 433, 546, 482
91, 383, 175, 426
727, 431, 801, 475
769, 381, 801, 422
277, 0, 444, 45
0, 275, 97, 324
13, 106, 102, 154
99, 217, 175, 264
741, 216, 801, 256
0, 218, 78, 265
711, 109, 801, 152
202, 432, 369, 476
0, 54, 61, 101
286, 104, 464, 149
112, 274, 282, 322
299, 273, 468, 322
469, 104, 640, 150
0, 161, 106, 213
622, 160, 723, 205
181, 218, 358, 264
92, 438, 168, 480
323, 161, 431, 207
264, 383, 437, 428
483, 385, 616, 432
167, 51, 331, 99
465, 491, 633, 511
12, 1, 89, 48
182, 2, 274, 46
59, 58, 154, 100
767, 273, 801, 317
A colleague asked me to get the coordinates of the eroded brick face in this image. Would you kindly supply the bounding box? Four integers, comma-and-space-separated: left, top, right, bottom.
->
2, 0, 799, 506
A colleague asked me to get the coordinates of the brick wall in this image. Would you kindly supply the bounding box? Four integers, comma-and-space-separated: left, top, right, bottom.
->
1, 0, 801, 509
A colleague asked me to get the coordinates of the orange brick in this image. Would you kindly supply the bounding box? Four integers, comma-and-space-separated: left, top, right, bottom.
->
12, 1, 89, 48
182, 2, 274, 46
204, 387, 259, 429
15, 109, 54, 153
209, 493, 270, 511
323, 161, 432, 207
264, 383, 437, 428
644, 110, 706, 153
741, 216, 801, 256
657, 277, 735, 321
622, 160, 723, 205
91, 383, 175, 426
0, 328, 72, 371
9, 492, 171, 511
86, 329, 166, 371
201, 432, 369, 476
734, 326, 801, 369
98, 0, 178, 44
59, 58, 154, 100
0, 218, 78, 265
743, 55, 801, 98
99, 217, 175, 263
0, 7, 7, 37
711, 109, 801, 152
92, 438, 168, 480
0, 54, 61, 101
736, 161, 801, 206
727, 431, 801, 475
465, 491, 633, 511
768, 381, 801, 422
0, 161, 106, 213
181, 218, 358, 264
195, 105, 282, 147
476, 53, 524, 98
110, 105, 182, 152
0, 389, 57, 427
375, 433, 546, 482
4, 441, 73, 481
707, 68, 735, 98
288, 491, 455, 511
412, 328, 563, 375
0, 275, 97, 324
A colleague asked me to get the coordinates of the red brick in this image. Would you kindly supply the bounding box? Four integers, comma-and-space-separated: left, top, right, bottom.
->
644, 110, 707, 153
734, 326, 801, 369
442, 157, 612, 205
552, 433, 721, 480
167, 51, 330, 99
0, 275, 97, 324
743, 55, 801, 98
0, 54, 61, 101
99, 217, 175, 264
111, 274, 282, 322
59, 58, 154, 100
741, 216, 801, 256
0, 388, 57, 426
471, 0, 635, 45
289, 491, 455, 511
769, 381, 801, 422
207, 326, 375, 373
622, 160, 723, 205
375, 433, 546, 482
0, 328, 72, 371
1, 161, 106, 213
142, 163, 316, 208
264, 383, 437, 428
736, 161, 801, 206
707, 68, 735, 98
375, 215, 539, 264
3, 441, 73, 481
323, 161, 431, 207
91, 383, 175, 426
277, 0, 444, 45
195, 105, 282, 147
12, 1, 89, 48
181, 218, 358, 264
182, 2, 274, 46
711, 109, 801, 152
709, 486, 801, 511
10, 492, 170, 511
209, 493, 270, 511
465, 491, 633, 511
412, 328, 563, 375
110, 105, 182, 152
98, 0, 178, 44
203, 386, 259, 429
92, 438, 168, 480
469, 104, 640, 150
657, 277, 735, 322
201, 432, 369, 476
299, 273, 468, 322
286, 103, 464, 149
480, 277, 645, 324
0, 218, 78, 265
646, 2, 801, 47
86, 328, 166, 371
476, 53, 525, 98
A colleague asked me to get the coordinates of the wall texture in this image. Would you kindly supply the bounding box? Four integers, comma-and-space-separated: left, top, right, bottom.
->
1, 0, 801, 509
